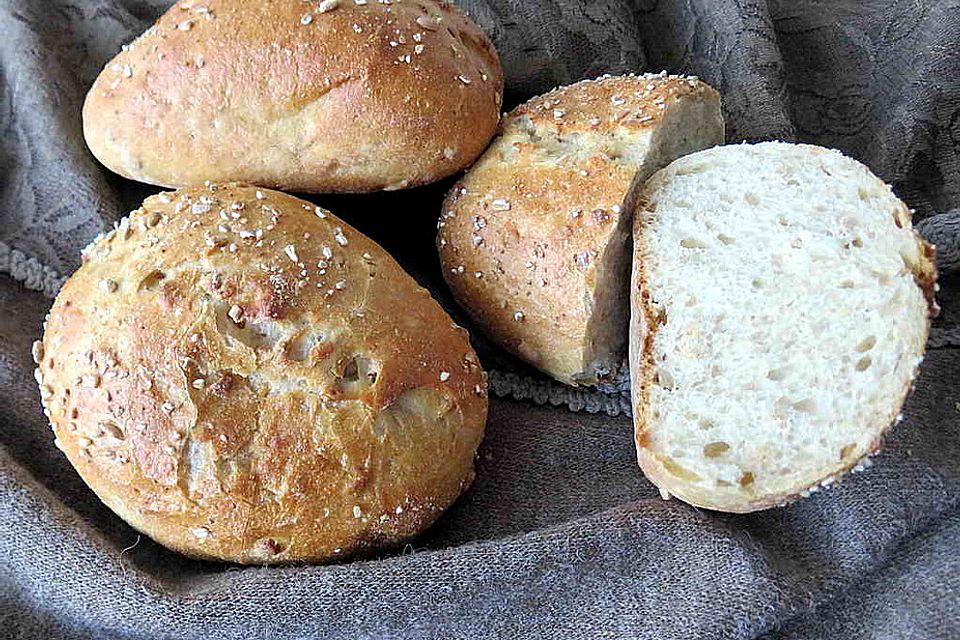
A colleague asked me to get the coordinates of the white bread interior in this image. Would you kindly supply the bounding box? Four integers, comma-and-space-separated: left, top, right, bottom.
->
630, 142, 937, 512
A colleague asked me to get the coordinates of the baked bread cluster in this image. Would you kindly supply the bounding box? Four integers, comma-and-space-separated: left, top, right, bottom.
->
36, 184, 487, 563
437, 80, 936, 512
43, 1, 937, 563
64, 0, 500, 564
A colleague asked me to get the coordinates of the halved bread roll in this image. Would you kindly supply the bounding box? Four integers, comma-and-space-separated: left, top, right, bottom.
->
438, 73, 723, 385
630, 142, 938, 512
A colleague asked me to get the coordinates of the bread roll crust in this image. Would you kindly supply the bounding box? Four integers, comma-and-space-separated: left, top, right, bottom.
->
438, 73, 723, 385
630, 143, 938, 512
82, 0, 503, 193
36, 184, 487, 563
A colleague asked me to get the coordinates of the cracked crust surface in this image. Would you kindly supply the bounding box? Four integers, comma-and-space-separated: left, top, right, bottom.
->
82, 0, 503, 193
36, 183, 488, 563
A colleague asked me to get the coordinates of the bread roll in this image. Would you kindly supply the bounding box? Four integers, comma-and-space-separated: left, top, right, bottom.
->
630, 142, 938, 512
35, 184, 488, 564
82, 0, 503, 193
437, 73, 723, 386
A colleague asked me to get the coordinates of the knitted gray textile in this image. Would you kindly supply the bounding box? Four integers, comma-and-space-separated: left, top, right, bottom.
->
2, 1, 959, 638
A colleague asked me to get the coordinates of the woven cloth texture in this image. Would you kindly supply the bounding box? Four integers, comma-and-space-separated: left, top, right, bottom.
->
1, 0, 959, 638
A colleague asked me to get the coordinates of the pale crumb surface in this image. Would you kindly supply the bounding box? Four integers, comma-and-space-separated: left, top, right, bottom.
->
633, 142, 932, 510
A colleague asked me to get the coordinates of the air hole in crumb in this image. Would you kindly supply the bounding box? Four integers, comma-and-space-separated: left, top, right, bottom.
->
856, 336, 877, 352
655, 370, 675, 389
840, 280, 855, 289
751, 279, 764, 289
703, 442, 729, 458
698, 418, 717, 430
739, 472, 755, 487
855, 356, 872, 371
717, 234, 735, 245
893, 213, 904, 228
98, 421, 124, 440
852, 237, 864, 248
766, 367, 787, 381
840, 443, 857, 460
138, 270, 166, 291
745, 193, 759, 205
717, 479, 732, 487
792, 399, 817, 413
679, 238, 707, 249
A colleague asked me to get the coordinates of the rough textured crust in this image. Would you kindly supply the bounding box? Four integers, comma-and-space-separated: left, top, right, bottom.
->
36, 183, 488, 564
82, 0, 503, 193
437, 73, 723, 386
629, 143, 938, 513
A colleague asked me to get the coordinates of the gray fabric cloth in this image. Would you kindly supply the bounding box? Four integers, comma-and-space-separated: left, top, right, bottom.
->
1, 0, 959, 638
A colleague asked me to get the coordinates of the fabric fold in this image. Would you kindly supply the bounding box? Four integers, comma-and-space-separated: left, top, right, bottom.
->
2, 0, 960, 637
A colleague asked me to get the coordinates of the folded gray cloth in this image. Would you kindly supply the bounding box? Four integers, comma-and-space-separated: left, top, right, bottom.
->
1, 1, 959, 638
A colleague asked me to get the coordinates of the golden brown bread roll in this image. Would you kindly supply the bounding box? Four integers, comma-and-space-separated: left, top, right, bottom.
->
437, 73, 723, 386
35, 183, 488, 564
82, 0, 503, 193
